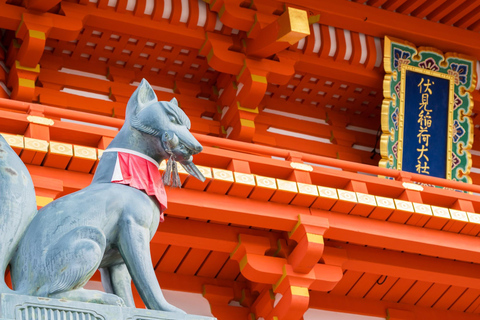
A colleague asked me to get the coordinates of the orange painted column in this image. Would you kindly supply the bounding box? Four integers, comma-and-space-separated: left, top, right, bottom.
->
7, 13, 51, 101
229, 215, 343, 320
200, 5, 309, 142
5, 9, 81, 102
202, 285, 251, 319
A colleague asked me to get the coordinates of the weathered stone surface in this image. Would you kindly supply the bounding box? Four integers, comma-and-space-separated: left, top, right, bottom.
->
0, 293, 215, 320
1, 80, 206, 314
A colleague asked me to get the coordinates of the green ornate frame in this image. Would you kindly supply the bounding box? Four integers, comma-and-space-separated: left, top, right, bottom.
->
380, 36, 476, 184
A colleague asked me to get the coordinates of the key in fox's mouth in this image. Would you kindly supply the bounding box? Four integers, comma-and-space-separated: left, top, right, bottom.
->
180, 159, 206, 182
161, 132, 205, 182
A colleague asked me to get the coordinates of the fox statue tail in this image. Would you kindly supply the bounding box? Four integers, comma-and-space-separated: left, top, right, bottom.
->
0, 135, 37, 293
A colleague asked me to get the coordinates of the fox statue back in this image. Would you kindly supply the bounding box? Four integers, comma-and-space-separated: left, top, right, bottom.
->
0, 135, 37, 294
0, 79, 205, 314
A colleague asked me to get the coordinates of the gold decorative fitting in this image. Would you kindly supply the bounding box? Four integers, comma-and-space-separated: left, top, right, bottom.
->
239, 119, 255, 128
177, 163, 188, 174
49, 142, 73, 156
1, 133, 24, 148
196, 165, 213, 179
250, 75, 267, 84
375, 196, 395, 209
24, 137, 48, 152
290, 286, 309, 297
306, 233, 324, 244
18, 78, 35, 88
15, 61, 40, 73
159, 160, 167, 170
29, 29, 46, 40
394, 199, 414, 212
402, 182, 424, 191
297, 183, 318, 196
338, 190, 357, 203
290, 162, 313, 171
255, 175, 277, 189
431, 206, 451, 218
237, 103, 259, 113
413, 203, 432, 215
276, 179, 298, 193
277, 7, 310, 45
27, 116, 54, 126
36, 196, 54, 207
308, 14, 320, 24
356, 193, 376, 206
73, 145, 97, 160
233, 172, 255, 185
449, 209, 468, 222
467, 212, 480, 224
318, 186, 338, 199
212, 168, 234, 182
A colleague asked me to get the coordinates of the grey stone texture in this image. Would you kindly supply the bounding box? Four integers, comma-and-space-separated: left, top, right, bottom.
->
0, 293, 215, 320
0, 79, 206, 315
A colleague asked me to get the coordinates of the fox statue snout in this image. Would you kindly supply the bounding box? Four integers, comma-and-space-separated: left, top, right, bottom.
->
162, 130, 203, 157
162, 130, 205, 182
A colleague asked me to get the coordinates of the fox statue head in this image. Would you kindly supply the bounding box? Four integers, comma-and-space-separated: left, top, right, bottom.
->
124, 79, 205, 184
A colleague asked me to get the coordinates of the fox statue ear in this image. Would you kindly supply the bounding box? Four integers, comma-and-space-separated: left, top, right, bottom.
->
170, 97, 178, 106
136, 79, 157, 112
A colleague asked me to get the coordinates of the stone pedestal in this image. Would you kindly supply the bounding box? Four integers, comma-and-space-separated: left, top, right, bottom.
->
0, 293, 216, 320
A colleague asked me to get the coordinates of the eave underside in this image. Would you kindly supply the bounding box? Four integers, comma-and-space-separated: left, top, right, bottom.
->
2, 0, 480, 319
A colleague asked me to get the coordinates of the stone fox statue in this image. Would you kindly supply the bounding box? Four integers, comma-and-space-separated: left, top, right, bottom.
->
0, 79, 205, 313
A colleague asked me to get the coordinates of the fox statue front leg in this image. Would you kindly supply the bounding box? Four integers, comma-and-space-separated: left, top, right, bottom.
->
100, 263, 135, 308
116, 199, 185, 313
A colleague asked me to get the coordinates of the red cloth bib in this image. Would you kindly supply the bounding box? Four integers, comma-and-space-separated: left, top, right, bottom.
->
111, 152, 167, 222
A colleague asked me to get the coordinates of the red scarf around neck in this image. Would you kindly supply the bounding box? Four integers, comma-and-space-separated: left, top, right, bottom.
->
110, 151, 167, 222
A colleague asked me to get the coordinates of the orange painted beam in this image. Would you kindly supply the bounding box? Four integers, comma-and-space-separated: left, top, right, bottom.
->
161, 189, 480, 265
37, 66, 217, 119
25, 164, 92, 194
166, 187, 303, 231
61, 2, 205, 49
280, 0, 480, 57
326, 243, 480, 290
194, 134, 480, 195
21, 148, 480, 262
209, 0, 278, 32
0, 3, 81, 41
246, 7, 310, 58
0, 107, 118, 148
154, 217, 480, 292
261, 95, 381, 131
155, 270, 245, 294
314, 208, 480, 264
277, 50, 383, 89
24, 0, 62, 12
0, 97, 124, 129
203, 285, 251, 320
1, 104, 479, 213
154, 216, 278, 253
308, 291, 480, 320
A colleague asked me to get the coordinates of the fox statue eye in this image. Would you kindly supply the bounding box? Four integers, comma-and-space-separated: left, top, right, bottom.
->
169, 115, 178, 124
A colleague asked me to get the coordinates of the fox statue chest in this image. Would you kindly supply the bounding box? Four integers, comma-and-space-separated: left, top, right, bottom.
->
15, 181, 161, 269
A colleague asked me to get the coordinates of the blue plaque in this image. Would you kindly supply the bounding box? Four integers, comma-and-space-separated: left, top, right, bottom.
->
397, 65, 454, 179
381, 37, 476, 184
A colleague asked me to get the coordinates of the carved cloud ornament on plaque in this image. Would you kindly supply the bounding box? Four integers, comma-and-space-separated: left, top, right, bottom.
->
380, 36, 476, 184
